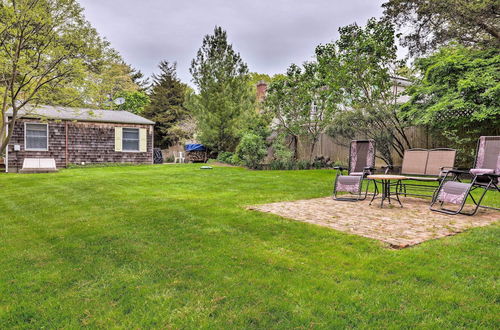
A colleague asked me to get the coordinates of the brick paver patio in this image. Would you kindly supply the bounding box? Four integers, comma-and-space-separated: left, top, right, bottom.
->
248, 197, 500, 248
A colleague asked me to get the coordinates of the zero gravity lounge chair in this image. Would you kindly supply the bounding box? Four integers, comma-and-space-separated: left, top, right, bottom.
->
431, 136, 500, 215
333, 139, 376, 201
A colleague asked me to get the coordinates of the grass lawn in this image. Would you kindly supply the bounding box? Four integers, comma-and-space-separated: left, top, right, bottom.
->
0, 164, 498, 328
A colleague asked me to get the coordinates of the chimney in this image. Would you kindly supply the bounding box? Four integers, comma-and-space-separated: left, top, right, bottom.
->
256, 80, 267, 102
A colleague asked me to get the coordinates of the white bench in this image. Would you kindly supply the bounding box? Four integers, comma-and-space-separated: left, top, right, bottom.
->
20, 158, 58, 173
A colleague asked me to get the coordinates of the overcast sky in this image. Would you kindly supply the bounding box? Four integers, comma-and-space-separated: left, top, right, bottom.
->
79, 0, 387, 85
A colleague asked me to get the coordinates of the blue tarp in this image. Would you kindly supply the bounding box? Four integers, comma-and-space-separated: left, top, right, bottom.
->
185, 144, 206, 152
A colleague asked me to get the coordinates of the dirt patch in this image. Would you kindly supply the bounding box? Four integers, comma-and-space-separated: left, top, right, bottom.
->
247, 197, 500, 248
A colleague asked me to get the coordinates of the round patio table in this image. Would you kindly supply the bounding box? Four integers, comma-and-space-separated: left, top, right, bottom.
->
367, 174, 408, 208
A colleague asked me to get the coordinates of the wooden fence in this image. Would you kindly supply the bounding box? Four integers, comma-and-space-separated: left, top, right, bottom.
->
293, 126, 445, 166
163, 126, 457, 167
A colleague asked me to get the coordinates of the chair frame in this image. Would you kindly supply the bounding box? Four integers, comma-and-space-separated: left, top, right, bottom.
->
430, 171, 499, 215
430, 137, 500, 215
174, 151, 185, 163
333, 139, 376, 202
384, 148, 456, 198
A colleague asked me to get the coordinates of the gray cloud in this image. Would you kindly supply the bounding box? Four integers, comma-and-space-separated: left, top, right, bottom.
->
79, 0, 386, 85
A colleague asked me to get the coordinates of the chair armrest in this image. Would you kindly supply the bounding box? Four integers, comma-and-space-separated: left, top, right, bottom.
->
447, 168, 470, 175
381, 165, 393, 174
334, 166, 351, 176
363, 166, 375, 174
439, 166, 458, 177
439, 168, 470, 181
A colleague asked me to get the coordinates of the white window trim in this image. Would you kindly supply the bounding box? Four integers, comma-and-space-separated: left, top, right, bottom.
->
24, 122, 49, 151
121, 127, 140, 153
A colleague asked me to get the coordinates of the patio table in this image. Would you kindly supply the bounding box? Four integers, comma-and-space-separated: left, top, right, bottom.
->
367, 174, 408, 208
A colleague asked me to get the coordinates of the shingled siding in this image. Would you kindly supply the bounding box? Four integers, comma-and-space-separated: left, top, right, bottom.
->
7, 119, 153, 171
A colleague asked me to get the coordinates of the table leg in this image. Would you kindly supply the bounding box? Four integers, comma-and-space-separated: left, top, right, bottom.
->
394, 180, 403, 207
380, 180, 387, 207
371, 179, 404, 208
369, 180, 379, 206
387, 180, 392, 204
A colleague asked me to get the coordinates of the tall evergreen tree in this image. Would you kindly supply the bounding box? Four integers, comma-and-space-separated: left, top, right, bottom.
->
142, 61, 188, 148
189, 26, 254, 153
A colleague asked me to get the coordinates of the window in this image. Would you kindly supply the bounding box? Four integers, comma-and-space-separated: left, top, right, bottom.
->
122, 128, 139, 151
25, 123, 48, 151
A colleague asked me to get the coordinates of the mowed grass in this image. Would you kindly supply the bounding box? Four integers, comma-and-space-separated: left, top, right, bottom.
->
0, 164, 498, 328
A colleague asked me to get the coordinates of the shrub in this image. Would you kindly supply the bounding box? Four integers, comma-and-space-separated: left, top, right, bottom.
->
271, 135, 293, 162
312, 156, 333, 169
269, 160, 295, 170
266, 157, 334, 170
234, 133, 267, 169
217, 151, 235, 164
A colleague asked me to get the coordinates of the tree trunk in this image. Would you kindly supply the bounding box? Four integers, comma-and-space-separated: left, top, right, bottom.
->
288, 135, 299, 160
309, 139, 318, 162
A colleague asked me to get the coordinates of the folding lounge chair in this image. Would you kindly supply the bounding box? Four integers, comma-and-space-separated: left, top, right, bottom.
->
431, 136, 500, 215
333, 139, 376, 201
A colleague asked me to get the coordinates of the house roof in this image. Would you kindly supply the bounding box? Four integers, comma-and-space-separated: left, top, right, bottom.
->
7, 105, 155, 125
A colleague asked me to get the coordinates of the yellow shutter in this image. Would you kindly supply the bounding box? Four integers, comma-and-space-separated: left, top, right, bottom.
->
139, 128, 147, 152
115, 127, 122, 152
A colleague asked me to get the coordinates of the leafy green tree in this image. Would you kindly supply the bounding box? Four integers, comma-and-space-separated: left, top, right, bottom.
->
189, 26, 254, 153
323, 18, 410, 164
34, 54, 146, 110
0, 0, 110, 155
248, 72, 272, 87
114, 90, 150, 114
300, 61, 341, 161
248, 72, 278, 100
265, 57, 340, 161
234, 132, 267, 169
142, 61, 188, 148
401, 45, 500, 165
383, 0, 500, 56
265, 65, 310, 160
238, 72, 276, 142
85, 61, 144, 109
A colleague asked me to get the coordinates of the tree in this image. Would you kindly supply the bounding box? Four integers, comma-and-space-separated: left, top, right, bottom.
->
383, 0, 500, 56
189, 26, 254, 153
234, 132, 267, 169
85, 61, 144, 110
323, 18, 411, 165
401, 45, 500, 165
114, 90, 150, 114
142, 61, 188, 149
301, 61, 340, 161
265, 65, 310, 160
248, 72, 272, 86
0, 0, 111, 155
265, 62, 339, 161
30, 50, 146, 110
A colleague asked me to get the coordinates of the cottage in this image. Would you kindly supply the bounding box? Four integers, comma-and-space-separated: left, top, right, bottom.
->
5, 105, 155, 172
